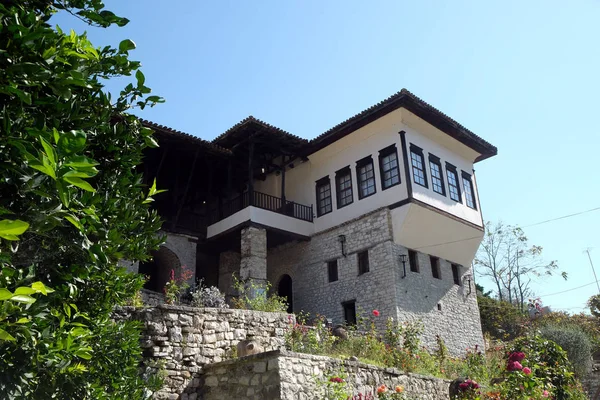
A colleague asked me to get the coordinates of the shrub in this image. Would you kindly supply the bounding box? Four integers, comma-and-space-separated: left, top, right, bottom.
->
539, 324, 592, 377
534, 311, 600, 354
285, 312, 335, 354
231, 275, 288, 313
478, 295, 528, 341
189, 279, 228, 309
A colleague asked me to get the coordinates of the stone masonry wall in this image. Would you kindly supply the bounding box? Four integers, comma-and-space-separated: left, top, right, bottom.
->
114, 305, 292, 400
267, 208, 484, 356
268, 208, 397, 331
199, 350, 451, 400
390, 243, 484, 356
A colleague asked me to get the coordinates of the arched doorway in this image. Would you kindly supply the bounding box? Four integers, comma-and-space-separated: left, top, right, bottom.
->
138, 246, 181, 292
277, 274, 293, 313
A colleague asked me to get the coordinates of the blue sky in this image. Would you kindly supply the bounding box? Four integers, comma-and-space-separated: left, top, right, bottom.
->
54, 0, 600, 313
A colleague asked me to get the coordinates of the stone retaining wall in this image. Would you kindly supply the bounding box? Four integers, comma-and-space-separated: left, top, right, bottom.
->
199, 350, 451, 400
114, 305, 292, 400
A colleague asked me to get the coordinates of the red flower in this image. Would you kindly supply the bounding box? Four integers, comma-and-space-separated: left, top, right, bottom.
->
507, 361, 523, 371
523, 367, 532, 375
508, 352, 525, 362
329, 376, 344, 383
372, 310, 380, 317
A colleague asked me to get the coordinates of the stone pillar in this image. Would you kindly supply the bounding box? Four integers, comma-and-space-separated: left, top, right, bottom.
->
240, 226, 267, 296
218, 251, 240, 298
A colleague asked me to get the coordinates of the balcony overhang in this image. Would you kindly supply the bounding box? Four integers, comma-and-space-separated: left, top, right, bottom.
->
207, 206, 314, 240
390, 200, 484, 266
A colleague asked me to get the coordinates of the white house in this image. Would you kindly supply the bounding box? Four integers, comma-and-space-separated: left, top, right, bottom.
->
138, 89, 497, 355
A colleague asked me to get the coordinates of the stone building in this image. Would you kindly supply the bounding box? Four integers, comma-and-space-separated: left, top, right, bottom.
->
135, 89, 497, 355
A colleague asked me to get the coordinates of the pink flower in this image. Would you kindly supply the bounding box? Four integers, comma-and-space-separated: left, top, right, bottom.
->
169, 269, 175, 281
542, 390, 550, 397
523, 367, 532, 375
329, 377, 344, 383
507, 361, 523, 371
509, 352, 525, 362
372, 310, 380, 317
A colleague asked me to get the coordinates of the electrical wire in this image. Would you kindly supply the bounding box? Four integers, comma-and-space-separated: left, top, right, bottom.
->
536, 281, 598, 298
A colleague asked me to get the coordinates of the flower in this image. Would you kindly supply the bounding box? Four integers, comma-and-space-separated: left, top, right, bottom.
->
376, 385, 387, 394
542, 390, 550, 398
169, 269, 175, 281
507, 361, 523, 371
395, 385, 404, 393
329, 376, 344, 383
523, 367, 532, 375
508, 352, 525, 362
372, 310, 380, 317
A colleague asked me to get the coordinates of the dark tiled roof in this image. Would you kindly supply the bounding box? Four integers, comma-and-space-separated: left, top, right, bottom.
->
140, 119, 232, 156
212, 115, 308, 148
309, 89, 498, 162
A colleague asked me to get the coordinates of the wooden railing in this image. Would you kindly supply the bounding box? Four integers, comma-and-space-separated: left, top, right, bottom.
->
208, 191, 314, 225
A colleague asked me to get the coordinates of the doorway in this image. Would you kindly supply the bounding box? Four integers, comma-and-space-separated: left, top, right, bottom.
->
277, 274, 293, 313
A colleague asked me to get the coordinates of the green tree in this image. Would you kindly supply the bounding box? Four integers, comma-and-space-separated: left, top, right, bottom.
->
0, 1, 164, 398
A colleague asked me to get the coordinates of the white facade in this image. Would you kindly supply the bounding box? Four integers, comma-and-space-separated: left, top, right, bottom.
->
253, 107, 484, 254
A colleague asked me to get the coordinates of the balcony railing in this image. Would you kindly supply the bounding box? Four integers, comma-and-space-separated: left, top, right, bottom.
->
209, 191, 314, 225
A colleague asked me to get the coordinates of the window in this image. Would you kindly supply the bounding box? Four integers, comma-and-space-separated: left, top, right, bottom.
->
328, 260, 338, 282
342, 300, 357, 326
408, 249, 419, 273
430, 256, 441, 279
335, 167, 353, 208
315, 176, 332, 217
437, 303, 442, 311
356, 157, 376, 199
378, 145, 400, 190
445, 163, 461, 202
451, 264, 461, 285
410, 144, 428, 188
462, 171, 477, 209
358, 250, 369, 275
429, 154, 445, 196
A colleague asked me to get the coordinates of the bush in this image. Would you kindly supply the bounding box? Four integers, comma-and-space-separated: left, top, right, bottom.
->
539, 325, 592, 377
189, 279, 228, 308
231, 275, 288, 313
478, 295, 528, 341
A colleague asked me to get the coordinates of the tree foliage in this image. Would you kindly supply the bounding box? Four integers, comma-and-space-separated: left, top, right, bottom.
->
475, 221, 565, 310
0, 1, 164, 397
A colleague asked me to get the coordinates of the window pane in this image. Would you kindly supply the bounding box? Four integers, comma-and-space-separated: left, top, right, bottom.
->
357, 161, 376, 198
317, 181, 332, 215
411, 151, 426, 187
380, 151, 400, 189
463, 177, 476, 209
430, 161, 445, 195
337, 171, 353, 207
446, 169, 460, 202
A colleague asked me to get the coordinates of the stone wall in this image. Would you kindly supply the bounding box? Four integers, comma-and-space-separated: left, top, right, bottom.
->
268, 208, 397, 331
199, 350, 451, 400
114, 305, 292, 400
267, 208, 484, 356
141, 288, 166, 306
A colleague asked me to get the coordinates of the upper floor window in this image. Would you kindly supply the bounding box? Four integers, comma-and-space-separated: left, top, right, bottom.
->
315, 176, 332, 217
410, 144, 428, 188
356, 156, 376, 199
378, 145, 400, 190
451, 263, 461, 285
445, 163, 461, 202
430, 256, 441, 279
428, 154, 445, 196
328, 260, 338, 282
335, 167, 354, 209
408, 249, 419, 273
358, 250, 370, 275
462, 171, 477, 209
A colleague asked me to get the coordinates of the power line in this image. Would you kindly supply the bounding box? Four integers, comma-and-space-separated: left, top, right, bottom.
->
414, 205, 600, 250
536, 281, 598, 298
523, 206, 600, 228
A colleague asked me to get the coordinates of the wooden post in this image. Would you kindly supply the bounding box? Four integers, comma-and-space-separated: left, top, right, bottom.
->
248, 141, 254, 206
173, 149, 199, 229
280, 156, 287, 205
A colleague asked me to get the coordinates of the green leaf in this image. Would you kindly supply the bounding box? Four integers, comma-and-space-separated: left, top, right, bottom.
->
0, 219, 29, 241
16, 317, 30, 324
0, 288, 13, 300
10, 295, 36, 304
0, 328, 16, 342
32, 281, 53, 295
15, 287, 36, 295
136, 70, 145, 86
58, 130, 87, 154
65, 214, 84, 231
56, 180, 70, 208
74, 348, 93, 360
119, 39, 136, 52
64, 156, 99, 168
6, 86, 32, 105
63, 177, 96, 193
40, 137, 57, 166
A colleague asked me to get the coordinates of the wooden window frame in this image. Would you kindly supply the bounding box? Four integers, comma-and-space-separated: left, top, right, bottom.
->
410, 144, 428, 188
378, 144, 401, 190
357, 250, 370, 275
315, 176, 332, 217
327, 259, 338, 282
461, 171, 477, 210
428, 154, 446, 196
445, 162, 461, 203
430, 256, 441, 280
408, 249, 419, 273
335, 166, 354, 209
356, 156, 377, 200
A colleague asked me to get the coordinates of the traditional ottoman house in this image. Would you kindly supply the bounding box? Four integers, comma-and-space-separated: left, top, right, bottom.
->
136, 89, 497, 354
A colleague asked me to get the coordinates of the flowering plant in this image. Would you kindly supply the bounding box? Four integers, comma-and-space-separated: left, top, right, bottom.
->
315, 371, 351, 400
374, 384, 408, 399
164, 266, 193, 304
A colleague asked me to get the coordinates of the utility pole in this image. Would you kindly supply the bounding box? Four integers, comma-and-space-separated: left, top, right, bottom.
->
584, 248, 600, 294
